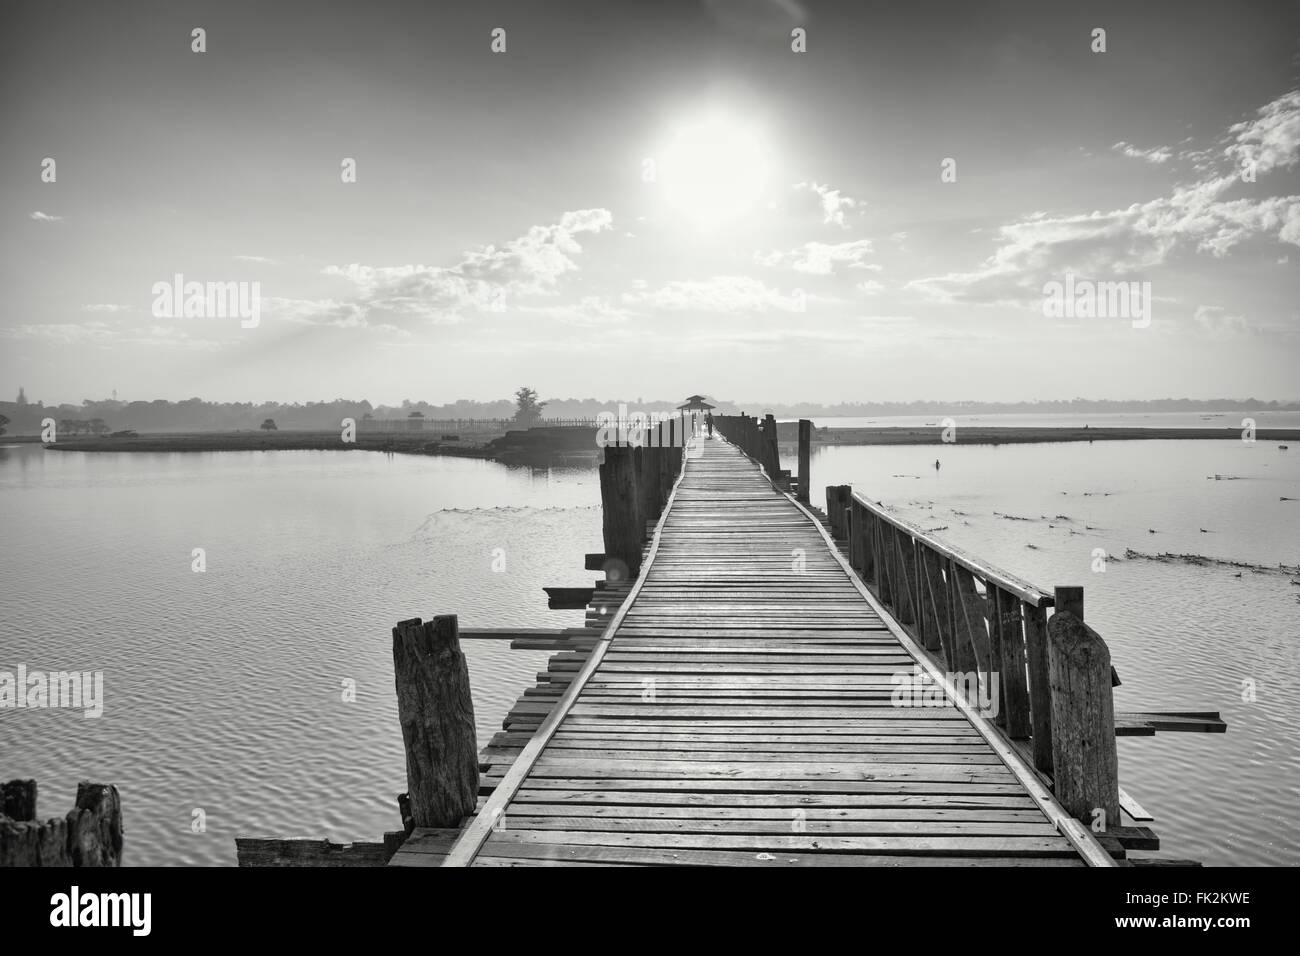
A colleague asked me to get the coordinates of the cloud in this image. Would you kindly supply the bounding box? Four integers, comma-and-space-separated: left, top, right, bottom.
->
794, 181, 863, 228
909, 89, 1300, 307
1226, 89, 1300, 176
856, 279, 884, 296
518, 296, 633, 328
704, 0, 806, 34
1, 322, 114, 343
320, 208, 613, 325
622, 275, 805, 313
29, 211, 63, 222
1112, 141, 1173, 164
235, 255, 277, 264
755, 238, 875, 275
261, 297, 371, 328
1193, 305, 1250, 335
81, 304, 130, 313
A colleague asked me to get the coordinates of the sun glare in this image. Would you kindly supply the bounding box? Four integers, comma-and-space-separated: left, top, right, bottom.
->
654, 111, 773, 230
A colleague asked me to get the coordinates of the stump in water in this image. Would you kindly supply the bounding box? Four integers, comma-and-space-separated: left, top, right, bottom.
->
392, 615, 478, 829
0, 780, 122, 867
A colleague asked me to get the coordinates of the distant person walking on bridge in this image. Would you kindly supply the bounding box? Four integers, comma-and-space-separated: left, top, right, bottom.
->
706, 412, 714, 437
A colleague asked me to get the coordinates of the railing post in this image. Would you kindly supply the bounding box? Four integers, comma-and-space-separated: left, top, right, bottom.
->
1024, 602, 1054, 773
825, 485, 850, 538
392, 615, 479, 829
797, 420, 812, 502
1048, 586, 1120, 828
762, 414, 781, 477
994, 589, 1032, 738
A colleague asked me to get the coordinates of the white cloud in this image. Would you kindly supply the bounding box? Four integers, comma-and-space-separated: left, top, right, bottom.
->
82, 304, 130, 313
235, 255, 277, 264
794, 181, 864, 228
622, 275, 804, 313
856, 280, 884, 296
518, 296, 634, 328
1193, 305, 1250, 335
1112, 141, 1173, 164
1, 322, 114, 343
910, 89, 1300, 307
29, 211, 63, 222
321, 208, 612, 325
755, 238, 875, 275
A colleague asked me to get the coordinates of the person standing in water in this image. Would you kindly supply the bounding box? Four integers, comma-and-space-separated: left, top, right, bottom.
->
935, 459, 940, 471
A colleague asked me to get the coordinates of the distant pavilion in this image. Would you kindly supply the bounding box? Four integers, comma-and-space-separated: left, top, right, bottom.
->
677, 395, 716, 414
677, 395, 716, 437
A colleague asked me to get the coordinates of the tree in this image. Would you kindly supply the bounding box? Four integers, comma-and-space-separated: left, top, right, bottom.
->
513, 387, 547, 427
16, 387, 26, 405
0, 414, 8, 437
260, 418, 277, 431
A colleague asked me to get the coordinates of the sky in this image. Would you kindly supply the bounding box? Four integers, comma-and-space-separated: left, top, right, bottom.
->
2, 0, 1299, 406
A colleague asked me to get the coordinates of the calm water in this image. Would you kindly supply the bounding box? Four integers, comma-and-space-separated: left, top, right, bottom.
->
809, 439, 1300, 866
2, 436, 1297, 866
0, 445, 599, 865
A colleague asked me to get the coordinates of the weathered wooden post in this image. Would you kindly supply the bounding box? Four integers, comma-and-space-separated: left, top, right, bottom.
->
825, 485, 850, 538
1047, 586, 1120, 828
657, 421, 673, 508
600, 444, 643, 576
797, 420, 812, 502
392, 615, 479, 829
1024, 601, 1054, 773
1, 780, 124, 866
637, 439, 656, 527
762, 414, 781, 477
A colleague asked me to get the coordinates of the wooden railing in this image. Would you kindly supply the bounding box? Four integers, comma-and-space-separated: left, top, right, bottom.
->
712, 413, 789, 491
834, 489, 1121, 825
713, 417, 1124, 828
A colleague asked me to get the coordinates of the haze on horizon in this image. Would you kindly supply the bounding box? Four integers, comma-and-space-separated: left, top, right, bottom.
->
3, 0, 1299, 407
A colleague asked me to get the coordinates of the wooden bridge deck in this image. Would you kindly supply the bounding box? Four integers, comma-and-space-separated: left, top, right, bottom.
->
443, 435, 1103, 867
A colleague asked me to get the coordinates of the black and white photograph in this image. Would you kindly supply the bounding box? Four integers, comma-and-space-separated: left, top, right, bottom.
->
1, 0, 1293, 935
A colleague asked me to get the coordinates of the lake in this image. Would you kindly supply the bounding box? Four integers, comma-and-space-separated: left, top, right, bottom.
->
808, 438, 1300, 866
1, 433, 1296, 865
0, 444, 599, 865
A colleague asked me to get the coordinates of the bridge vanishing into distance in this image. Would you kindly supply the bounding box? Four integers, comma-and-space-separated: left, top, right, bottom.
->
238, 412, 1225, 868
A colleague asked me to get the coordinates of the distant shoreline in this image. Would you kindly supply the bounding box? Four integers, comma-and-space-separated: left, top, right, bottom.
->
801, 425, 1300, 446
9, 424, 1299, 454
27, 431, 494, 457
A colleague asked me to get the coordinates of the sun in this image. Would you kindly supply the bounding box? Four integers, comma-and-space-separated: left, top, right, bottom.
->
653, 111, 773, 230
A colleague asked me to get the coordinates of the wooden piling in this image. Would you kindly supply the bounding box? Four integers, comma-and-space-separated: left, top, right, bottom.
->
600, 445, 643, 577
391, 615, 479, 829
0, 780, 122, 867
797, 419, 812, 503
1047, 595, 1121, 827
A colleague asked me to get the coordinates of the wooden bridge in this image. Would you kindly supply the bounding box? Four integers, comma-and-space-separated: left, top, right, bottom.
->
238, 412, 1223, 867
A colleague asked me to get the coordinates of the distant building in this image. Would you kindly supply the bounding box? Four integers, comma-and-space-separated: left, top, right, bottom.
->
16, 386, 27, 405
676, 395, 716, 413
